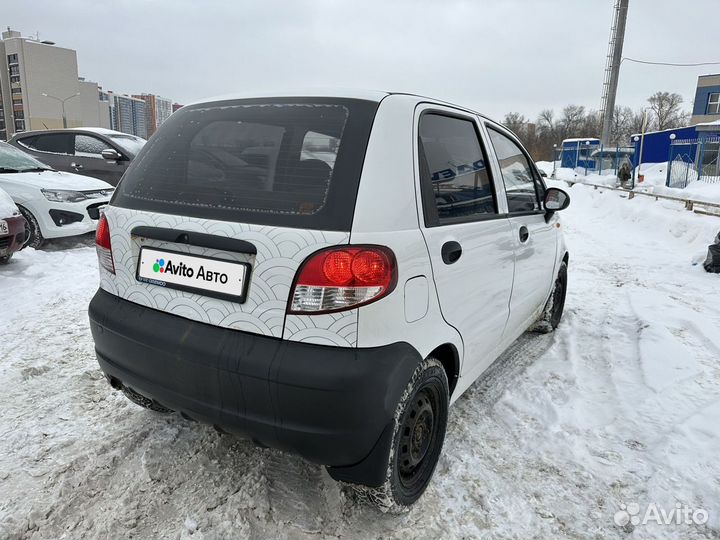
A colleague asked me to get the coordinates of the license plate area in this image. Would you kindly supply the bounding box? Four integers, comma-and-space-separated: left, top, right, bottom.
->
136, 247, 251, 303
0, 220, 8, 236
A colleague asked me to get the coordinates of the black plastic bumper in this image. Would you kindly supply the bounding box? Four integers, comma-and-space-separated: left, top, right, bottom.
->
88, 288, 421, 485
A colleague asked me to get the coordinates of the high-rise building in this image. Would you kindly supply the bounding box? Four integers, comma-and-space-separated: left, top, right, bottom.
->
0, 27, 109, 140
132, 93, 173, 137
106, 91, 147, 139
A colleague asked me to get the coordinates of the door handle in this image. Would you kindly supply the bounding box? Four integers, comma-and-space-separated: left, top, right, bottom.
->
519, 226, 529, 243
441, 241, 462, 264
71, 162, 84, 170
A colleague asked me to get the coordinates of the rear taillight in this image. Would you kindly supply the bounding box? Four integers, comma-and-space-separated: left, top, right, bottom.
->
288, 245, 397, 314
95, 214, 115, 274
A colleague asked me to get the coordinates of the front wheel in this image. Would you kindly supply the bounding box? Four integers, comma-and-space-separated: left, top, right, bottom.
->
0, 253, 12, 264
533, 261, 568, 333
18, 206, 44, 249
367, 357, 449, 511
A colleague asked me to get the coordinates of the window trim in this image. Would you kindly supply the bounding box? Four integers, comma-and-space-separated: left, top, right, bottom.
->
417, 109, 501, 228
485, 123, 547, 216
708, 92, 720, 115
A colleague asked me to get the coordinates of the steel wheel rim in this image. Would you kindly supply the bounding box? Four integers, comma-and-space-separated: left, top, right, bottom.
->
397, 385, 440, 490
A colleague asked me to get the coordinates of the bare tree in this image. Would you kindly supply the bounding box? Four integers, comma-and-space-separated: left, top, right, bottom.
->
537, 109, 555, 135
647, 91, 685, 131
502, 112, 529, 138
610, 106, 634, 145
558, 105, 586, 140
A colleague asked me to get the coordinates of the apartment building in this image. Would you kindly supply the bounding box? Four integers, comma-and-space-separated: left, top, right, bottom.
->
0, 28, 109, 140
107, 91, 147, 139
132, 93, 173, 136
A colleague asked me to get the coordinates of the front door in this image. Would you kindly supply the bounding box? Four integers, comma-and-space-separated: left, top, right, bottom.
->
485, 126, 558, 335
416, 107, 515, 379
73, 134, 126, 185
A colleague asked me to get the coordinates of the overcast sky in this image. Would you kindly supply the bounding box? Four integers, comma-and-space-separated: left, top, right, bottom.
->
5, 0, 719, 121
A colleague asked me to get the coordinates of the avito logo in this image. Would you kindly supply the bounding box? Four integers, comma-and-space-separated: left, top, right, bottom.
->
151, 257, 229, 284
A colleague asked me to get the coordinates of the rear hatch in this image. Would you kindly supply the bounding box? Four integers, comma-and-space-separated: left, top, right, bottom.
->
101, 97, 379, 341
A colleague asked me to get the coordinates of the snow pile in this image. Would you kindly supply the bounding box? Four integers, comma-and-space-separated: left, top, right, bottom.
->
554, 167, 619, 187
554, 163, 720, 205
0, 187, 18, 216
1, 191, 719, 539
535, 160, 556, 177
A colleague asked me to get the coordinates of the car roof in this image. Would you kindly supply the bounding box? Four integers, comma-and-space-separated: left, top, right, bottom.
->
12, 127, 141, 138
185, 89, 498, 122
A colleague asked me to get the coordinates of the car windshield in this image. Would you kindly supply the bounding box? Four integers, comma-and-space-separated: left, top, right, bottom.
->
109, 134, 146, 156
0, 142, 52, 172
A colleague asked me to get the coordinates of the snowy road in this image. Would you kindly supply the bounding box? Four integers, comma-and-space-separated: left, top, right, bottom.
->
1, 184, 719, 539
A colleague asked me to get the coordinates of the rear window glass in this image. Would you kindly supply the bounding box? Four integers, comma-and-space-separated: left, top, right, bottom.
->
113, 98, 379, 230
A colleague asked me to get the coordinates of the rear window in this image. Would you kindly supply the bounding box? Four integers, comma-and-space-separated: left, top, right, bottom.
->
113, 98, 379, 230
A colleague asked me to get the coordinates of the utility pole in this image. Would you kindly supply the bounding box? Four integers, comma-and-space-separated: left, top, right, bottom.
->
600, 0, 630, 146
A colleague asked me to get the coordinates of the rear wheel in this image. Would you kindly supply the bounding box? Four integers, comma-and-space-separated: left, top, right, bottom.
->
533, 261, 568, 333
366, 357, 449, 511
18, 206, 43, 249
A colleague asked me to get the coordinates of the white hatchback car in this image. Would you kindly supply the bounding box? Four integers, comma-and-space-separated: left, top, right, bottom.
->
88, 91, 570, 509
0, 142, 114, 247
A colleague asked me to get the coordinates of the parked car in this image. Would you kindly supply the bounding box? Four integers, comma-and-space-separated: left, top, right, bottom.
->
0, 186, 26, 264
0, 141, 114, 247
8, 127, 146, 186
88, 91, 570, 509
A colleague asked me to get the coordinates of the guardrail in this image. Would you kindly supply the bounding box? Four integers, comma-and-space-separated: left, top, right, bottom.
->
559, 178, 720, 217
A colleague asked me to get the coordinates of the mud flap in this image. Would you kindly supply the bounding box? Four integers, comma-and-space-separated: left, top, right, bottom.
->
326, 421, 394, 487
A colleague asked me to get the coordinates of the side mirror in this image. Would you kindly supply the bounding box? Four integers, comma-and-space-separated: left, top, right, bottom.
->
101, 148, 122, 161
544, 187, 570, 212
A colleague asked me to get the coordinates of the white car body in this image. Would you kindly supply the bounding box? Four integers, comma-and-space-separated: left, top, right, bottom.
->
0, 142, 113, 239
89, 90, 570, 505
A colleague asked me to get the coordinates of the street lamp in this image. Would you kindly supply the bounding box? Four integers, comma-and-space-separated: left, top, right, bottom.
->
41, 91, 80, 128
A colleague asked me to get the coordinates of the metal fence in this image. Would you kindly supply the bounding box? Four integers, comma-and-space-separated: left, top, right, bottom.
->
666, 137, 720, 189
559, 144, 634, 176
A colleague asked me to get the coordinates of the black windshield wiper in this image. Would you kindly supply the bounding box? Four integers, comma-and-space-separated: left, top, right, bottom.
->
0, 167, 21, 173
19, 167, 52, 173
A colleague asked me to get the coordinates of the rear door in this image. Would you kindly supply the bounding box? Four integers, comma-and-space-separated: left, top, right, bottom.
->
73, 133, 126, 185
102, 98, 378, 347
415, 106, 515, 379
485, 125, 558, 334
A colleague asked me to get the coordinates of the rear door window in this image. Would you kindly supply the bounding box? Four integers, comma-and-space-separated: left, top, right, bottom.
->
19, 133, 74, 155
114, 98, 379, 231
418, 112, 497, 226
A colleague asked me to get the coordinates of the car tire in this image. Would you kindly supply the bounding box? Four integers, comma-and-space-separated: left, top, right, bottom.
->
18, 206, 44, 249
364, 357, 449, 512
533, 261, 568, 333
0, 253, 12, 264
121, 385, 174, 414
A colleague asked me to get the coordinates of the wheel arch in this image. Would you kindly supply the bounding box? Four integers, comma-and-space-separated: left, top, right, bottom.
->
428, 342, 460, 397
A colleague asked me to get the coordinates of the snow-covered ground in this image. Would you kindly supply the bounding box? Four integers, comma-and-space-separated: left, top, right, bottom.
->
1, 185, 719, 539
548, 161, 720, 205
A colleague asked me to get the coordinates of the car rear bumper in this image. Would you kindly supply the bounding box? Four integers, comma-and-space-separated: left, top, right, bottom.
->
88, 288, 421, 485
0, 215, 27, 256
